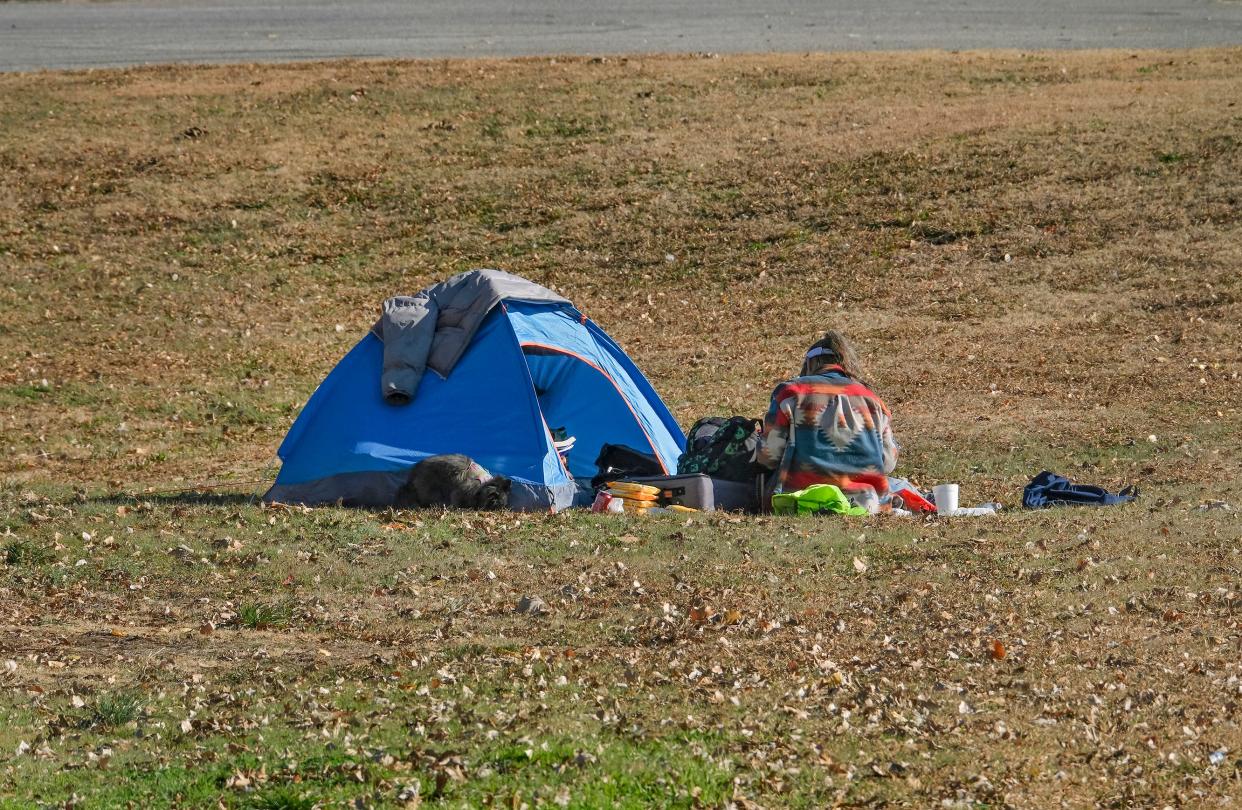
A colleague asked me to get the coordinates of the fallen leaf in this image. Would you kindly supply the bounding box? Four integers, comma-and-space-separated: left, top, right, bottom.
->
515, 595, 547, 615
990, 639, 1006, 660
853, 557, 868, 574
397, 780, 423, 808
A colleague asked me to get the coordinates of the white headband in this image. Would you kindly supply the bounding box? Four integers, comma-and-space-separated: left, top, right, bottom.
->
804, 346, 837, 360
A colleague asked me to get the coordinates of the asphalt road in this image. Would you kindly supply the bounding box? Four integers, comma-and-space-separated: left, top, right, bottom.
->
2, 0, 1241, 72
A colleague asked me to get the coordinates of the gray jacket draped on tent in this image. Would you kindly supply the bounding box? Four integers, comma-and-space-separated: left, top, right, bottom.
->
372, 268, 568, 404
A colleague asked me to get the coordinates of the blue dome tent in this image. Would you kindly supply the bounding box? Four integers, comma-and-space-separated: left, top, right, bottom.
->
264, 270, 685, 511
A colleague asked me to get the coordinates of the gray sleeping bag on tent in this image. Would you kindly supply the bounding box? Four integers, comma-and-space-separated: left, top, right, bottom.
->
374, 269, 568, 405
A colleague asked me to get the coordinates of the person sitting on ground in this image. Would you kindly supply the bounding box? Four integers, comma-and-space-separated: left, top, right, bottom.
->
754, 330, 898, 513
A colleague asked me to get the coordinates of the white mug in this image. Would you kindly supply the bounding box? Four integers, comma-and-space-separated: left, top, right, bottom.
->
933, 483, 960, 515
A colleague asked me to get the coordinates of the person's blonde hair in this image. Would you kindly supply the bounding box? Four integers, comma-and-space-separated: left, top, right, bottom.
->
801, 330, 865, 380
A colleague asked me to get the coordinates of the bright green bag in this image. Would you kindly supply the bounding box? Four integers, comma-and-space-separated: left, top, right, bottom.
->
771, 484, 869, 516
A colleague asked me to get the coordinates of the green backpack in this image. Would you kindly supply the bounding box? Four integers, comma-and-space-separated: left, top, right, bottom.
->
676, 416, 762, 483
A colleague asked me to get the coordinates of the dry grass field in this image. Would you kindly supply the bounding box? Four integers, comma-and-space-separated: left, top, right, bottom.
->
1, 49, 1240, 808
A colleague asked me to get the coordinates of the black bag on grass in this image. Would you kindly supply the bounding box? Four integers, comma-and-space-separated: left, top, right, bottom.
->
676, 416, 762, 483
592, 443, 664, 490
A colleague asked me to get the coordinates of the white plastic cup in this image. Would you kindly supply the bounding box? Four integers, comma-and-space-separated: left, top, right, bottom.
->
933, 484, 960, 515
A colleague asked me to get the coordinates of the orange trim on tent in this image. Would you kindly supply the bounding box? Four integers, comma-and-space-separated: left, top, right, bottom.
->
520, 341, 671, 475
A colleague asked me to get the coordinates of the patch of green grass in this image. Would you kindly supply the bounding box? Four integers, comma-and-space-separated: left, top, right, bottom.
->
244, 786, 319, 810
85, 692, 143, 729
3, 539, 53, 566
524, 114, 612, 139
183, 219, 247, 248
6, 756, 242, 808
42, 565, 80, 589
1, 384, 51, 400
238, 600, 293, 629
0, 382, 106, 408
462, 736, 735, 808
444, 640, 521, 660
481, 115, 507, 139
3, 715, 733, 809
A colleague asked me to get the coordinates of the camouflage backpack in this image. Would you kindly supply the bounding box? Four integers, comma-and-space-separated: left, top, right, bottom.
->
676, 416, 762, 483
